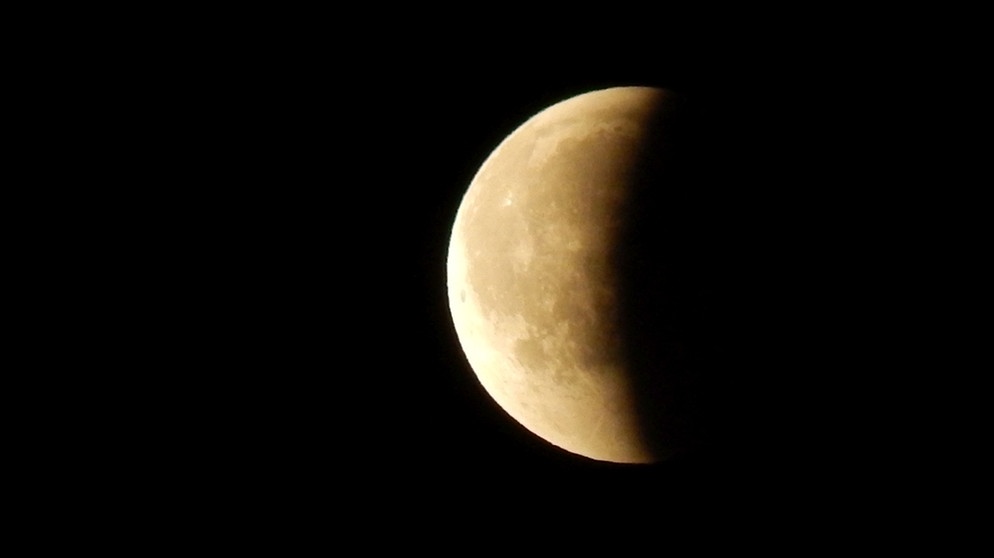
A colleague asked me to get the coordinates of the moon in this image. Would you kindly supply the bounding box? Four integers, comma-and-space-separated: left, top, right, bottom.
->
447, 87, 708, 463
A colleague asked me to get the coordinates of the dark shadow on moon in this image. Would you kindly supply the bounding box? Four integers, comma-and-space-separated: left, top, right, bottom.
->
610, 92, 752, 462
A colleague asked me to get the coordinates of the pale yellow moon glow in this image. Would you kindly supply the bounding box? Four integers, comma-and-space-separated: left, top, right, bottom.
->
447, 87, 676, 463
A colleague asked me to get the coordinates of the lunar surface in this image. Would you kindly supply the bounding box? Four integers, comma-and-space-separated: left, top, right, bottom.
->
447, 87, 701, 463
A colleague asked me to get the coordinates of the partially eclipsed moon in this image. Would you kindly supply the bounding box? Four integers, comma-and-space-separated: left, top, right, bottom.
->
447, 87, 691, 463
